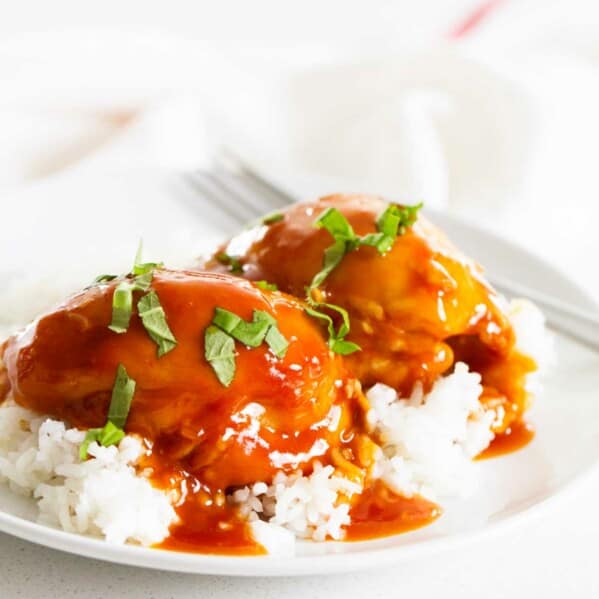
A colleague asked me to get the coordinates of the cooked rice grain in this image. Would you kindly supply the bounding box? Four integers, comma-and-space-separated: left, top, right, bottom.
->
0, 404, 176, 545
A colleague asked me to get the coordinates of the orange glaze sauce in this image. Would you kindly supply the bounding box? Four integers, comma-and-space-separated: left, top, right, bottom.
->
157, 497, 265, 555
141, 442, 266, 555
450, 333, 538, 434
478, 420, 535, 459
345, 480, 441, 541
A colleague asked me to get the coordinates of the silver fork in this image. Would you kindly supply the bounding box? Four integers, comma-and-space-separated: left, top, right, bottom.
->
183, 150, 599, 352
182, 150, 296, 230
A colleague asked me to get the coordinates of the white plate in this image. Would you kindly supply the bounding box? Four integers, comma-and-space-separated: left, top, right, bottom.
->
1, 171, 599, 576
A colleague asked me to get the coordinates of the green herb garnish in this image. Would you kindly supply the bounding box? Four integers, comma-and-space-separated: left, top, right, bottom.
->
315, 207, 358, 242
310, 203, 422, 290
253, 310, 289, 358
137, 291, 177, 357
133, 260, 163, 277
304, 301, 360, 355
305, 202, 422, 354
264, 327, 289, 358
107, 363, 137, 428
205, 308, 289, 386
216, 252, 243, 274
79, 364, 136, 460
309, 239, 347, 289
94, 274, 118, 284
131, 242, 163, 288
213, 308, 269, 348
381, 202, 422, 235
262, 212, 284, 225
204, 325, 236, 386
359, 203, 423, 254
107, 245, 165, 335
132, 242, 161, 273
108, 277, 155, 334
255, 280, 278, 291
108, 281, 135, 333
79, 427, 118, 461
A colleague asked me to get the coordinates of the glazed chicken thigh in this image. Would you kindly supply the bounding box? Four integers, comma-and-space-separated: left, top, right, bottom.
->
0, 270, 361, 490
206, 194, 536, 432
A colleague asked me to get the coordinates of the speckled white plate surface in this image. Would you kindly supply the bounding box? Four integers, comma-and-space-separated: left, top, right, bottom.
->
1, 170, 598, 576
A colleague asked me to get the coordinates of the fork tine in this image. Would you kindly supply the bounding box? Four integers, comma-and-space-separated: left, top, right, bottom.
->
208, 168, 272, 220
210, 166, 288, 217
216, 148, 298, 209
183, 150, 299, 232
184, 171, 254, 224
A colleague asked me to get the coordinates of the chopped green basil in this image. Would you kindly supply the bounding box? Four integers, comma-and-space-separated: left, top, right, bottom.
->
79, 364, 135, 460
357, 232, 394, 254
94, 274, 118, 284
132, 270, 153, 291
255, 280, 278, 291
310, 202, 423, 291
262, 212, 284, 225
108, 363, 136, 429
108, 281, 134, 333
376, 202, 422, 238
213, 308, 287, 352
309, 238, 346, 289
215, 252, 243, 274
133, 261, 163, 277
79, 428, 102, 461
205, 324, 236, 386
97, 420, 126, 446
315, 207, 356, 241
133, 240, 144, 270
253, 310, 276, 326
376, 205, 401, 237
137, 291, 177, 357
214, 307, 269, 347
107, 244, 164, 334
254, 310, 289, 357
229, 318, 271, 348
213, 307, 243, 334
304, 301, 360, 355
305, 202, 423, 353
108, 275, 155, 334
264, 325, 289, 358
329, 338, 361, 355
132, 241, 163, 275
206, 308, 289, 386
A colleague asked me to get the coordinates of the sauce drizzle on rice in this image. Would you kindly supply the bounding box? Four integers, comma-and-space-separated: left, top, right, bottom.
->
157, 498, 265, 555
478, 421, 535, 460
345, 480, 441, 542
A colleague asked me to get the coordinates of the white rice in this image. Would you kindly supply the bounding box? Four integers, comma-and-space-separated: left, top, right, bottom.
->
509, 298, 554, 396
0, 403, 176, 545
232, 463, 362, 543
366, 363, 493, 501
0, 299, 550, 554
229, 363, 494, 545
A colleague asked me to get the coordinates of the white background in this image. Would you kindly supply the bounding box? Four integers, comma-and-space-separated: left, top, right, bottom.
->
2, 1, 599, 597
